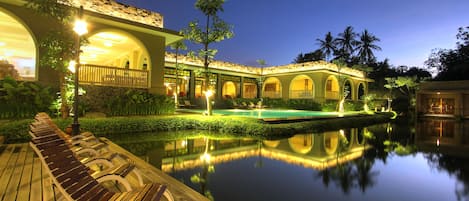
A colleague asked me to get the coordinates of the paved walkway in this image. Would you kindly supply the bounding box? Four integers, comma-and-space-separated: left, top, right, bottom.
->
0, 140, 209, 201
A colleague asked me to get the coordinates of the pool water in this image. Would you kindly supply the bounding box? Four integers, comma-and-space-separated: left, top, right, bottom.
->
180, 108, 361, 119
108, 119, 469, 201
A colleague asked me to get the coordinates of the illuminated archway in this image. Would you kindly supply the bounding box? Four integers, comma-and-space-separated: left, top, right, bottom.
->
343, 80, 353, 100
263, 77, 282, 98
222, 81, 237, 99
288, 134, 313, 154
323, 131, 339, 155
0, 10, 36, 81
325, 75, 339, 100
243, 82, 257, 98
289, 75, 314, 99
83, 30, 150, 70
358, 83, 365, 100
263, 140, 280, 148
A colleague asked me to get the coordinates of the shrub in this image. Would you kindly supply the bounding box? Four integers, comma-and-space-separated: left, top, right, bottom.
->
0, 77, 54, 119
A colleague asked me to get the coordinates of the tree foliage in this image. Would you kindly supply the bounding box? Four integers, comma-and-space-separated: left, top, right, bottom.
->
425, 26, 469, 81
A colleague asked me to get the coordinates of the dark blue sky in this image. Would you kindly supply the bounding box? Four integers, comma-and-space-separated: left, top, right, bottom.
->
118, 0, 468, 68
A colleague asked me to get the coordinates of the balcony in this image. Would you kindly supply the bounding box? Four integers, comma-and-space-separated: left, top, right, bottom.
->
263, 91, 281, 98
79, 64, 148, 88
290, 90, 313, 99
326, 91, 339, 100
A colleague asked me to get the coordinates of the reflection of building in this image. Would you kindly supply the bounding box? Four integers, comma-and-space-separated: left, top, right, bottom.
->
160, 129, 369, 172
1, 0, 370, 101
415, 119, 469, 158
416, 81, 469, 119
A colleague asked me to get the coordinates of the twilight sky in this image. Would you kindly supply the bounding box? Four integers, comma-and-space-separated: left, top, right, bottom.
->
118, 0, 469, 68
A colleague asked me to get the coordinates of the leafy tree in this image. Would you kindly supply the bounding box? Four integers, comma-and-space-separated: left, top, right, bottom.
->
334, 26, 359, 62
425, 26, 469, 81
24, 0, 78, 118
316, 31, 336, 61
293, 50, 324, 63
169, 39, 187, 108
182, 0, 234, 92
356, 29, 381, 64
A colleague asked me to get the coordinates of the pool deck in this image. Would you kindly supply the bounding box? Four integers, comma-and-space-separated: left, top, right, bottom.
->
0, 139, 209, 201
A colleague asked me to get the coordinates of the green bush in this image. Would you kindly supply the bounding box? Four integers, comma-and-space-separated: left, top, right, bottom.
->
0, 77, 54, 119
82, 86, 175, 116
286, 99, 322, 110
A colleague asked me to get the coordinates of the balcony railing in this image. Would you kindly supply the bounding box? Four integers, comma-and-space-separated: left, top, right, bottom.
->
263, 91, 281, 98
326, 91, 339, 100
290, 90, 313, 99
79, 64, 148, 88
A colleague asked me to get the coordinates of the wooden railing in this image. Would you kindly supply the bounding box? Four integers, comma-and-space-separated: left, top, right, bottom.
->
290, 90, 313, 99
326, 91, 339, 100
263, 91, 281, 98
79, 64, 148, 88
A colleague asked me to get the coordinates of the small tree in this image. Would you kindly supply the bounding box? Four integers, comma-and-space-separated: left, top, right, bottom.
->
256, 59, 266, 106
169, 39, 187, 108
183, 0, 233, 90
25, 0, 78, 118
182, 0, 233, 115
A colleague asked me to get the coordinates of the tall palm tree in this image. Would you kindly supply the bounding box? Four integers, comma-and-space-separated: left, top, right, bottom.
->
316, 31, 336, 61
335, 26, 359, 61
356, 29, 381, 64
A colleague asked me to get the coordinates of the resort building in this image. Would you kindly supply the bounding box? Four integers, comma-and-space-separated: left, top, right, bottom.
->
416, 80, 469, 119
0, 0, 370, 103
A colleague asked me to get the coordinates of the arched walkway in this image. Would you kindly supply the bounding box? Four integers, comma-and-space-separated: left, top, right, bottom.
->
289, 75, 314, 99
84, 30, 150, 70
263, 77, 282, 98
358, 83, 365, 100
0, 10, 36, 81
343, 80, 353, 100
325, 75, 339, 100
222, 81, 237, 99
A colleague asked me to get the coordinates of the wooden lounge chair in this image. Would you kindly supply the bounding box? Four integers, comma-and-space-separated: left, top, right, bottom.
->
180, 100, 197, 108
29, 114, 145, 187
30, 136, 174, 201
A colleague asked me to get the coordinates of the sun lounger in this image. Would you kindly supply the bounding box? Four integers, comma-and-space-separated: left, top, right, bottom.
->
30, 136, 173, 201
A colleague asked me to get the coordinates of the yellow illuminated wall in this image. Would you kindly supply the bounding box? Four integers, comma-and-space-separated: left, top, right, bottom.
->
0, 10, 36, 81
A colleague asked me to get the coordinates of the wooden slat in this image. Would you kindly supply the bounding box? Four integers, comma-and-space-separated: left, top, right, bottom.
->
3, 144, 29, 201
0, 146, 15, 180
29, 157, 43, 201
0, 145, 20, 200
15, 146, 34, 201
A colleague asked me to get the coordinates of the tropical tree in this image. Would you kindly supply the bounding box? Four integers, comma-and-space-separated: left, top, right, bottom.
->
182, 0, 234, 92
169, 39, 187, 108
316, 31, 336, 61
356, 29, 381, 64
256, 59, 266, 105
293, 50, 324, 63
425, 26, 469, 81
24, 0, 77, 118
334, 26, 359, 62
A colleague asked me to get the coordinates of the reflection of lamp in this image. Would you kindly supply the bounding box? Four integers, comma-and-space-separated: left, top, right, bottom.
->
71, 6, 88, 135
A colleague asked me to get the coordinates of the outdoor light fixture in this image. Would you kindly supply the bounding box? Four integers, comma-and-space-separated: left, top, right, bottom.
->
68, 60, 76, 73
204, 89, 213, 116
71, 6, 87, 136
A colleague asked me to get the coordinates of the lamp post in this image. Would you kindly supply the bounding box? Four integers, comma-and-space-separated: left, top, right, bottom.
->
71, 6, 87, 135
204, 90, 213, 116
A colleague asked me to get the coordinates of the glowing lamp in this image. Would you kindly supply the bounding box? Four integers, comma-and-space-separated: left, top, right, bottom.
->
73, 19, 88, 36
68, 60, 77, 73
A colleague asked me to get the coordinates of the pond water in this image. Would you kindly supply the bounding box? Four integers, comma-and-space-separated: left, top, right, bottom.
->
178, 108, 362, 120
106, 119, 469, 201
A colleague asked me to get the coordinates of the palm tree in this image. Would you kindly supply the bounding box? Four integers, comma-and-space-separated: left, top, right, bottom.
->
316, 32, 336, 61
356, 29, 381, 64
335, 26, 359, 61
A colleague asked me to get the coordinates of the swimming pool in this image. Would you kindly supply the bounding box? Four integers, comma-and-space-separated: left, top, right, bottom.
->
179, 108, 363, 120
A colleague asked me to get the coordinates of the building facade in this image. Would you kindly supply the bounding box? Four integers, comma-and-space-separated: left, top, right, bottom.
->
1, 0, 370, 103
416, 80, 469, 119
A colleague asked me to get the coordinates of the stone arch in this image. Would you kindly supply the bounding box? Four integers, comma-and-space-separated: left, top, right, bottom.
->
222, 81, 237, 99
288, 134, 314, 154
323, 131, 339, 155
0, 9, 37, 81
263, 140, 280, 148
357, 82, 366, 100
263, 77, 282, 98
84, 29, 150, 70
325, 75, 339, 100
289, 74, 314, 99
343, 79, 353, 100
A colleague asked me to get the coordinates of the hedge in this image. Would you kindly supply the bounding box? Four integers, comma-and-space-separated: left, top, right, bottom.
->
0, 113, 393, 143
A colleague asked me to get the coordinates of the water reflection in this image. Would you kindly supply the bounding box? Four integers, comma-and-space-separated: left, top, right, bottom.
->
107, 119, 469, 201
